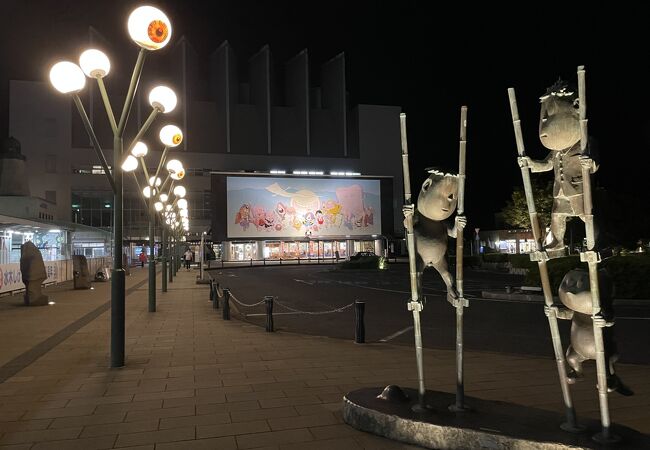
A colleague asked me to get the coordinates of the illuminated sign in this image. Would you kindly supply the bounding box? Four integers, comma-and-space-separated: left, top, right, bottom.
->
227, 176, 381, 238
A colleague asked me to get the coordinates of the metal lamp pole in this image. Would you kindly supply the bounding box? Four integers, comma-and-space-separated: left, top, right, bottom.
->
48, 5, 175, 367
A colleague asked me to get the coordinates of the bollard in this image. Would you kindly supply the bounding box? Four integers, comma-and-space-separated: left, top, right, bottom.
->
264, 296, 275, 332
213, 283, 220, 309
209, 280, 214, 301
223, 289, 231, 320
355, 300, 365, 344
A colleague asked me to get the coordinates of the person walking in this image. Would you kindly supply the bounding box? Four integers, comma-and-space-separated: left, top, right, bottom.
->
139, 251, 147, 267
184, 248, 193, 270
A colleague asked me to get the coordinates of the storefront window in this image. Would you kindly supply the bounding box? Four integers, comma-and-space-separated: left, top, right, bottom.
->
264, 242, 281, 259
336, 241, 347, 258
282, 242, 299, 259
213, 243, 222, 260
231, 242, 255, 261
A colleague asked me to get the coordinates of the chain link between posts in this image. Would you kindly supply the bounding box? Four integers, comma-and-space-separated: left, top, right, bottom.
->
228, 293, 266, 308
273, 299, 355, 315
227, 292, 355, 315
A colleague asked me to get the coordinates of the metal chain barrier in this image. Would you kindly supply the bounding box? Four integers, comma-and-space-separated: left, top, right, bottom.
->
273, 299, 355, 315
228, 293, 266, 308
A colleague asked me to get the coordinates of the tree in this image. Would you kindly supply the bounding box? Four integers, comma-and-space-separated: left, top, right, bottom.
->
500, 180, 553, 230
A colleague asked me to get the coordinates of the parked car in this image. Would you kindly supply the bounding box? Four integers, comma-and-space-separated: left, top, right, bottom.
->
350, 251, 376, 261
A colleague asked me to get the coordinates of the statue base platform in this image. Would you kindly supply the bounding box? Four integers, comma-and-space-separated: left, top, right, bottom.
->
24, 295, 48, 306
343, 387, 649, 449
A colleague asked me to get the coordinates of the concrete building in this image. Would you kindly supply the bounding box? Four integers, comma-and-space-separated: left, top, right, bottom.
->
8, 34, 404, 261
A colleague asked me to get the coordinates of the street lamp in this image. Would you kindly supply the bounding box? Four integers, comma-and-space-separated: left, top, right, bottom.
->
48, 5, 174, 368
152, 162, 186, 288
122, 121, 183, 312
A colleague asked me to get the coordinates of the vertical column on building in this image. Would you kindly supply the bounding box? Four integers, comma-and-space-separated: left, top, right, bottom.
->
320, 53, 347, 157
210, 41, 236, 154
286, 49, 310, 155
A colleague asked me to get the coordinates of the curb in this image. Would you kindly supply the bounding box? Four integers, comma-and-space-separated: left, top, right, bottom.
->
481, 290, 650, 306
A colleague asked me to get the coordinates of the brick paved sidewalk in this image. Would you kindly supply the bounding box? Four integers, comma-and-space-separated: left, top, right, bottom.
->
0, 269, 648, 449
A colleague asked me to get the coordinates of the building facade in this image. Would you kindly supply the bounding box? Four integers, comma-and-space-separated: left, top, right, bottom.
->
8, 34, 404, 261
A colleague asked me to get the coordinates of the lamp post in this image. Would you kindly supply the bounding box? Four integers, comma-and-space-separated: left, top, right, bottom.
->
157, 176, 187, 289
49, 5, 174, 368
121, 125, 184, 312
160, 196, 189, 281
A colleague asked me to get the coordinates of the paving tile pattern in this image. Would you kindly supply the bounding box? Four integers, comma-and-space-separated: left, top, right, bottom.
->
0, 268, 648, 449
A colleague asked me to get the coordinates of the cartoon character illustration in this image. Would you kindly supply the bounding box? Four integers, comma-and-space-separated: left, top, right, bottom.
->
235, 204, 251, 230
303, 212, 317, 231
517, 80, 598, 254
292, 216, 303, 231
406, 170, 466, 302
275, 202, 287, 222
323, 200, 343, 228
266, 183, 321, 216
263, 211, 275, 230
555, 268, 633, 396
364, 207, 374, 227
315, 210, 325, 226
252, 206, 266, 231
336, 185, 365, 228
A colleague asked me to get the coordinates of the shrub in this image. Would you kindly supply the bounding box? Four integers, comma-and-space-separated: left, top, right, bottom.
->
509, 254, 537, 270
339, 255, 380, 270
601, 254, 650, 299
524, 254, 650, 299
463, 256, 482, 268
482, 253, 509, 263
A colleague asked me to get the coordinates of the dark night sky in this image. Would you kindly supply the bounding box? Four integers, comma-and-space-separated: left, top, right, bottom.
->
2, 1, 649, 233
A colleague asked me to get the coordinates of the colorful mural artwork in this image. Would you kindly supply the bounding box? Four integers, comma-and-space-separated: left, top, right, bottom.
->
227, 176, 382, 238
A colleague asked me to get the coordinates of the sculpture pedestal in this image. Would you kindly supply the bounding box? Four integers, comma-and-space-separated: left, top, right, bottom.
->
24, 281, 48, 306
343, 387, 648, 450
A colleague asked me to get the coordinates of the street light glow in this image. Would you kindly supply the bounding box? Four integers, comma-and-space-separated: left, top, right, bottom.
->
149, 86, 177, 113
173, 185, 186, 198
143, 186, 156, 198
166, 159, 185, 180
49, 62, 86, 93
159, 125, 183, 147
154, 202, 164, 211
79, 49, 111, 78
131, 141, 148, 158
177, 198, 188, 209
121, 155, 139, 172
159, 193, 168, 202
127, 6, 172, 50
148, 176, 162, 187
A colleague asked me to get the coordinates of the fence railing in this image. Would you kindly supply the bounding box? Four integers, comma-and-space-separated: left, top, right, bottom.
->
0, 256, 112, 296
206, 274, 365, 343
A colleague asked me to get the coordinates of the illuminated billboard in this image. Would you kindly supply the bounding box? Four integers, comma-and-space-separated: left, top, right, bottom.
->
226, 176, 381, 238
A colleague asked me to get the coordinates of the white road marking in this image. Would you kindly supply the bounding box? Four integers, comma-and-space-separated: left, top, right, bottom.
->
380, 326, 414, 342
294, 279, 314, 285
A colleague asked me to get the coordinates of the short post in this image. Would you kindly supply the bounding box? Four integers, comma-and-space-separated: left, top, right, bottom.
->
265, 296, 275, 332
355, 300, 365, 344
213, 283, 220, 309
209, 280, 214, 301
223, 288, 230, 320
